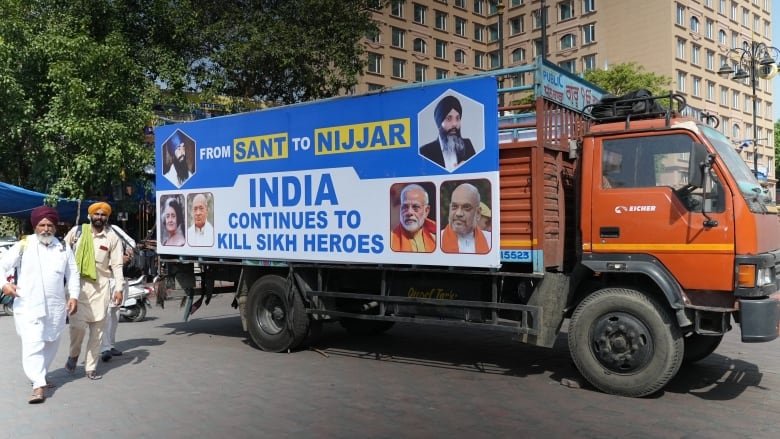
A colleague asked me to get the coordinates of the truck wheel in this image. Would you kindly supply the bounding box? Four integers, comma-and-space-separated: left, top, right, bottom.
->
568, 288, 683, 397
247, 275, 309, 352
339, 318, 395, 336
682, 333, 723, 364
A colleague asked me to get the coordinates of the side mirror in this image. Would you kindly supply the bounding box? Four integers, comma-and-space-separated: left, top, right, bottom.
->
688, 143, 712, 189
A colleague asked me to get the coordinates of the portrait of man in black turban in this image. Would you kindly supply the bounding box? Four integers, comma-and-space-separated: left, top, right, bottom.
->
419, 95, 477, 171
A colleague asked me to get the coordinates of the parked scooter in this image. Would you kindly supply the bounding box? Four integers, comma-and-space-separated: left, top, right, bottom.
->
120, 275, 152, 322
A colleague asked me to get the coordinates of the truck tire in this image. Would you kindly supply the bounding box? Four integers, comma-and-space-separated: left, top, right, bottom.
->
682, 333, 723, 364
567, 287, 683, 397
247, 275, 309, 352
339, 318, 395, 336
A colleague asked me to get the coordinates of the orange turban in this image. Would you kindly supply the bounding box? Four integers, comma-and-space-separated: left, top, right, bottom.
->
88, 202, 112, 216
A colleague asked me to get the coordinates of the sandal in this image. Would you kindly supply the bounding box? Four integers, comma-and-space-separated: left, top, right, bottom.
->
86, 371, 102, 380
28, 388, 45, 404
65, 356, 77, 373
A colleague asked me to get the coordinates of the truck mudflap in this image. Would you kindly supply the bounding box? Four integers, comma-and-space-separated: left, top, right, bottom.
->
739, 297, 780, 342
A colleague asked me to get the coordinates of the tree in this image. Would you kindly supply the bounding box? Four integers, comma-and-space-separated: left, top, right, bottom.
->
583, 62, 672, 96
190, 0, 378, 104
0, 0, 378, 205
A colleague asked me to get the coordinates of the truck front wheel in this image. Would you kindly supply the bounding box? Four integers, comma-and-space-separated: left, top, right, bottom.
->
247, 275, 309, 352
568, 288, 683, 397
682, 333, 723, 364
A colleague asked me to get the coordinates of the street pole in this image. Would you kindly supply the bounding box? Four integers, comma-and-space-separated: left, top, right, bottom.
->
718, 39, 780, 180
497, 1, 505, 108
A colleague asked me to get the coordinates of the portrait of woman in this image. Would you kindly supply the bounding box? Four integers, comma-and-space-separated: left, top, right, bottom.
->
160, 195, 186, 246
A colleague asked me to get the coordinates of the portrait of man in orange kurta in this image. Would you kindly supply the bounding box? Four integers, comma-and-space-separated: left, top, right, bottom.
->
390, 183, 437, 253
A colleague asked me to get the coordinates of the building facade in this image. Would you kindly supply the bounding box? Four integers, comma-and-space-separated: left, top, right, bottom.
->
358, 0, 776, 190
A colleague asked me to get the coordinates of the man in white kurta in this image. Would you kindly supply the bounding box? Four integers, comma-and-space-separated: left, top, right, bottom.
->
0, 206, 80, 404
64, 202, 124, 381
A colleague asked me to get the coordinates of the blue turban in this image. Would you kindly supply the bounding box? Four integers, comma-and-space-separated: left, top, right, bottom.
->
167, 133, 183, 155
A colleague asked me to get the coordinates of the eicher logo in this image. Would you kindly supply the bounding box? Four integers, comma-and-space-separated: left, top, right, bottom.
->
614, 205, 657, 214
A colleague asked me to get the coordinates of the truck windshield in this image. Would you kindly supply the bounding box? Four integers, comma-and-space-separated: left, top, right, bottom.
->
699, 124, 774, 214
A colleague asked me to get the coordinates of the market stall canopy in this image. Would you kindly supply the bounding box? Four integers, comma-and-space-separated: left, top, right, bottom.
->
0, 181, 94, 223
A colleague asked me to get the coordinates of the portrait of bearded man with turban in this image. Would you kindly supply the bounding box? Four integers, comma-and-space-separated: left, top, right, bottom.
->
419, 95, 477, 172
163, 131, 194, 187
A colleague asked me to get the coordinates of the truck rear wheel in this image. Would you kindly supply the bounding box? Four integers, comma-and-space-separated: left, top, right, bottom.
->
247, 275, 309, 352
568, 287, 683, 397
682, 333, 723, 364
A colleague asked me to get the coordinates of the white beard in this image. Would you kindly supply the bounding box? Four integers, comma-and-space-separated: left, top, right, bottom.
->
37, 233, 54, 245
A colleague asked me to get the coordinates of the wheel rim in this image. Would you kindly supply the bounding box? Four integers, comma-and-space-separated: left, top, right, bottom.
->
590, 312, 654, 373
257, 293, 286, 335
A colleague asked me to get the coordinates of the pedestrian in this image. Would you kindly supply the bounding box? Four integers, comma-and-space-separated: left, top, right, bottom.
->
64, 201, 124, 380
100, 222, 137, 362
0, 206, 80, 404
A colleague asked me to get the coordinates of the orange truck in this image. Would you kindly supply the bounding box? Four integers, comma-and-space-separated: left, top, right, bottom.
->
154, 58, 779, 397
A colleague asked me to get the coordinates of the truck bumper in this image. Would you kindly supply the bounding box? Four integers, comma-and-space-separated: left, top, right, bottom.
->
739, 297, 780, 342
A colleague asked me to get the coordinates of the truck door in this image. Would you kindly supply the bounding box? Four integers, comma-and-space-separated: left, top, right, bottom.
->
588, 132, 735, 292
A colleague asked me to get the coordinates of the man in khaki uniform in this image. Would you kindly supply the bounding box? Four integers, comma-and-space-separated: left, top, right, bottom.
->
64, 202, 124, 380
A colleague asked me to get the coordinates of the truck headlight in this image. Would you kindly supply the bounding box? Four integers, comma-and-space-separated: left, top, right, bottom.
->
757, 267, 774, 287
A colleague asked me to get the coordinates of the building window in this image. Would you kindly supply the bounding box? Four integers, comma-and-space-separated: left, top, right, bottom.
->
436, 68, 448, 79
455, 17, 467, 36
367, 53, 382, 74
676, 3, 685, 26
560, 34, 576, 50
744, 95, 751, 113
392, 58, 405, 78
720, 86, 728, 106
532, 10, 542, 29
730, 2, 737, 20
583, 23, 595, 44
718, 0, 725, 14
413, 3, 427, 24
676, 38, 685, 60
583, 54, 596, 71
509, 16, 524, 35
474, 50, 485, 69
512, 74, 527, 87
474, 23, 485, 41
366, 29, 380, 43
731, 31, 738, 48
742, 7, 749, 26
732, 90, 739, 109
512, 48, 526, 62
435, 40, 447, 59
677, 71, 686, 92
490, 52, 500, 69
718, 30, 726, 44
455, 49, 467, 63
706, 50, 714, 70
583, 0, 595, 13
454, 0, 466, 8
391, 0, 404, 17
560, 1, 574, 21
367, 83, 383, 91
511, 0, 524, 7
474, 0, 485, 15
559, 59, 576, 73
705, 19, 713, 39
414, 63, 427, 82
690, 16, 699, 32
706, 81, 715, 101
435, 10, 447, 30
413, 38, 427, 54
391, 27, 405, 48
533, 39, 543, 57
732, 124, 740, 139
692, 77, 701, 97
489, 23, 499, 42
691, 45, 700, 65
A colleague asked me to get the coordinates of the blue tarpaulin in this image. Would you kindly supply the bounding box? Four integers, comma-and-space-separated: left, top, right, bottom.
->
0, 181, 94, 222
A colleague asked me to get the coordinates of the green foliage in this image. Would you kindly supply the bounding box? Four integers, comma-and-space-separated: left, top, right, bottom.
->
775, 120, 780, 180
583, 62, 672, 96
0, 0, 377, 207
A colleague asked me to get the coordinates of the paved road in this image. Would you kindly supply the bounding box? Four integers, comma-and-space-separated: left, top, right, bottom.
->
0, 294, 778, 439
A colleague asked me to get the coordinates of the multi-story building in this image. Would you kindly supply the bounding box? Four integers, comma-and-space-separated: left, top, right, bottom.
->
359, 0, 776, 192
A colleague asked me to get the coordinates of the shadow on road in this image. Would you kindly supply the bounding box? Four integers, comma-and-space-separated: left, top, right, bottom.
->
663, 355, 764, 400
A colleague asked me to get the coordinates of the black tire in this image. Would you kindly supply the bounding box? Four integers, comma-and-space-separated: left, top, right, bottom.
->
339, 318, 395, 336
3, 302, 13, 316
567, 288, 683, 397
682, 333, 723, 364
247, 275, 310, 352
126, 303, 147, 323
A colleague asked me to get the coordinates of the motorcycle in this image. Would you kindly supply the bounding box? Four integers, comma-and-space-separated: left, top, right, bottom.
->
120, 275, 153, 322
